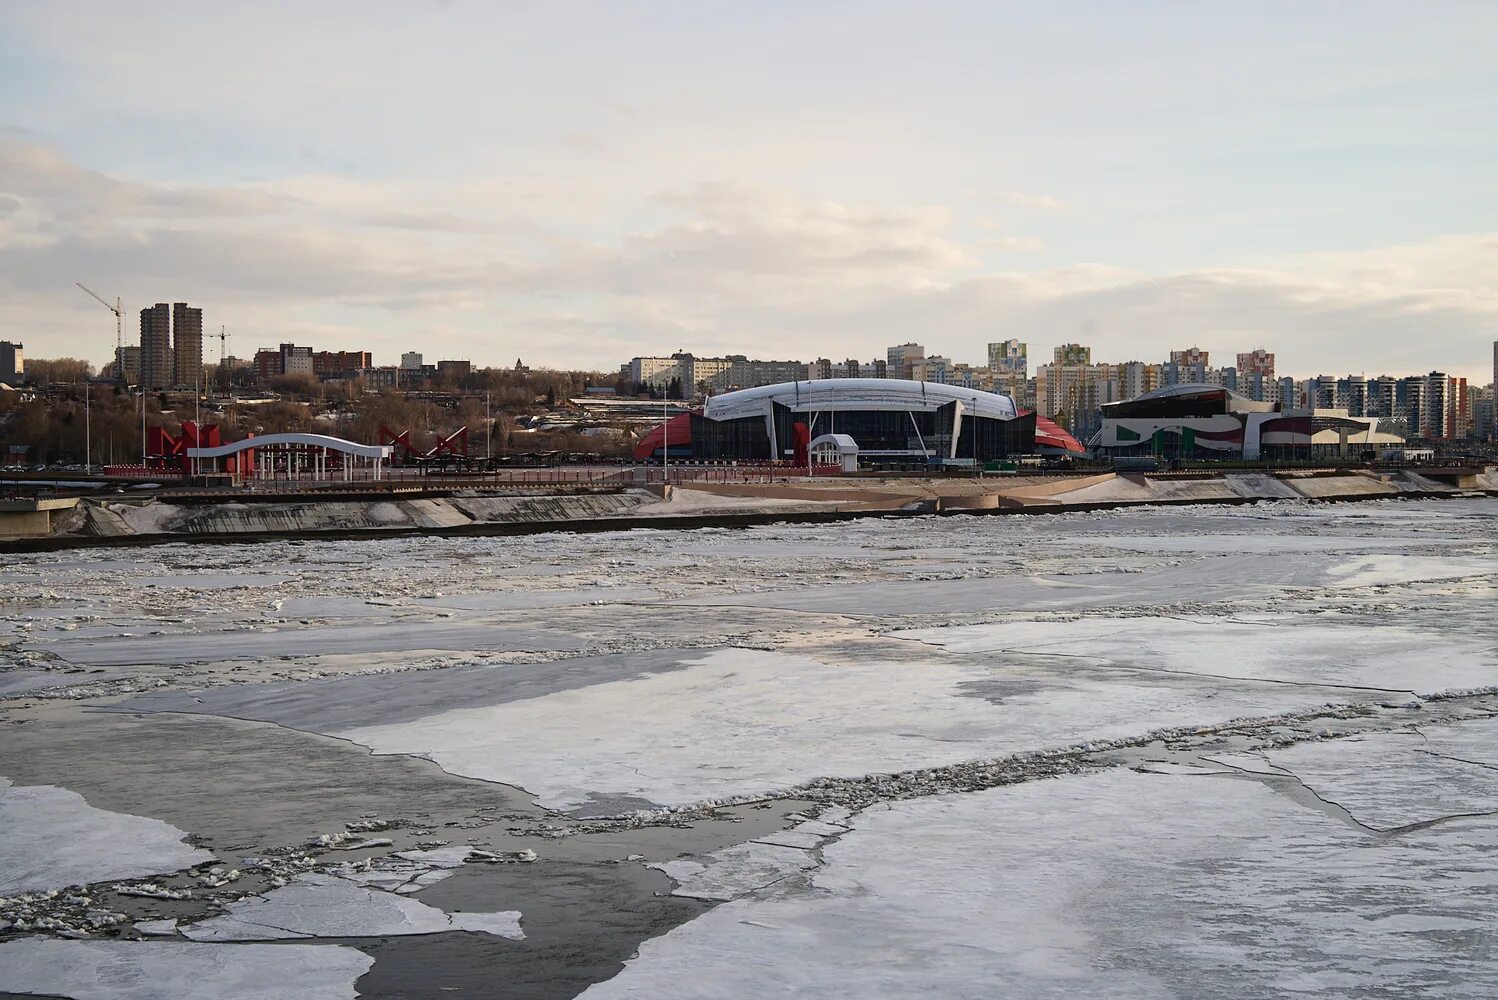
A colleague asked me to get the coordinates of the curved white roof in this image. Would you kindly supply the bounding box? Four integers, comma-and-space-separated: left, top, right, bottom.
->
704, 378, 1020, 422
186, 432, 393, 459
809, 433, 860, 455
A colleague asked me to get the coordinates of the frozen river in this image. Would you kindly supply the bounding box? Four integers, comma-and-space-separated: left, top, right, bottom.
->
1, 497, 1496, 998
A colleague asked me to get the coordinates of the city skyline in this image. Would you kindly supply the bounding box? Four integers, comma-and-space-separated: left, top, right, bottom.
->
1, 2, 1496, 383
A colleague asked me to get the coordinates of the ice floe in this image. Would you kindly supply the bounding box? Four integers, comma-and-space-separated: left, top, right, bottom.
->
0, 939, 373, 1000
332, 646, 1338, 811
585, 767, 1498, 998
180, 872, 522, 941
0, 776, 213, 894
893, 616, 1497, 694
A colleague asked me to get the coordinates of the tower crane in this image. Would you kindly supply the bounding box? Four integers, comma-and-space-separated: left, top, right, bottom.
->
216, 325, 230, 391
75, 283, 123, 381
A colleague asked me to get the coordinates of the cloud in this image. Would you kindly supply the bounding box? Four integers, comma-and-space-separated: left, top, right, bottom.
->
1, 139, 1494, 382
994, 191, 1067, 211
0, 139, 303, 223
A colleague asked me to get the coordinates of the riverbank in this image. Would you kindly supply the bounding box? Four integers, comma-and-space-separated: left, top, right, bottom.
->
3, 467, 1494, 552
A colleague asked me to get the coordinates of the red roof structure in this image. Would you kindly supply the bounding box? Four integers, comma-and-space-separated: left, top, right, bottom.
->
632, 411, 696, 461
1031, 413, 1087, 455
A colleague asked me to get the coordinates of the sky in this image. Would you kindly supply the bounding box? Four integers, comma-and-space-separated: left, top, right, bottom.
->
1, 0, 1495, 382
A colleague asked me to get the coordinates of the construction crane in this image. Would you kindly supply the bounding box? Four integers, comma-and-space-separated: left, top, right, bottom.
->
215, 325, 230, 391
75, 282, 123, 379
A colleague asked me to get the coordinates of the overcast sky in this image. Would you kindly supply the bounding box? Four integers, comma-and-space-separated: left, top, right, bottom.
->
2, 1, 1495, 381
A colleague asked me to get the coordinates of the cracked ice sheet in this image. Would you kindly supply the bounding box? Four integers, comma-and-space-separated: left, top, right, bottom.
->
0, 939, 372, 1000
654, 842, 820, 901
670, 551, 1495, 616
1258, 721, 1498, 831
31, 620, 583, 667
334, 647, 1327, 813
0, 776, 213, 894
894, 617, 1497, 694
181, 873, 523, 941
584, 768, 1498, 1000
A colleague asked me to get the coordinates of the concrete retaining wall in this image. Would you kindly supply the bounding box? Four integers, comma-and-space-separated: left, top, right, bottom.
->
7, 468, 1492, 551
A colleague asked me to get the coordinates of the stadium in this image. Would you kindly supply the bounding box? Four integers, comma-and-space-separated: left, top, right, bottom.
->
1089, 384, 1402, 461
633, 378, 1083, 468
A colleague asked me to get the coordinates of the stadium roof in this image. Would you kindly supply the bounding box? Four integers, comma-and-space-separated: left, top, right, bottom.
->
704, 378, 1021, 422
1101, 383, 1275, 415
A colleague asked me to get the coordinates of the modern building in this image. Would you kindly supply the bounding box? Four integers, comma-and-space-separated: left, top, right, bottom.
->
436, 359, 472, 382
400, 351, 424, 370
1034, 359, 1120, 438
313, 350, 374, 378
625, 356, 681, 391
988, 340, 1028, 376
360, 366, 401, 390
1052, 343, 1092, 366
0, 341, 22, 384
255, 343, 314, 382
1090, 384, 1401, 461
626, 353, 811, 395
172, 302, 204, 389
910, 356, 954, 384
886, 343, 925, 380
1472, 390, 1495, 442
1335, 375, 1368, 417
1236, 348, 1275, 380
712, 357, 811, 391
676, 353, 734, 394
102, 345, 141, 384
638, 378, 1037, 467
1117, 361, 1163, 400
140, 303, 173, 390
1163, 347, 1209, 387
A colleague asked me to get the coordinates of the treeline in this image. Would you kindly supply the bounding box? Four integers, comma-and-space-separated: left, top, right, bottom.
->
0, 371, 633, 465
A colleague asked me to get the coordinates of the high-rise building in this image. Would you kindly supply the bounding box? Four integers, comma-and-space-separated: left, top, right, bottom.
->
119, 345, 141, 384
1053, 343, 1091, 365
1446, 375, 1470, 439
0, 341, 22, 384
172, 302, 203, 389
1118, 361, 1163, 400
1335, 375, 1368, 417
886, 343, 925, 380
1397, 375, 1429, 436
1035, 359, 1118, 434
140, 303, 173, 390
400, 351, 424, 370
987, 339, 1028, 376
1368, 376, 1399, 419
911, 355, 954, 384
1236, 349, 1275, 380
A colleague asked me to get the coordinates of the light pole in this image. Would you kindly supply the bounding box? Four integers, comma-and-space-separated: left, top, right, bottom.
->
84, 380, 91, 471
